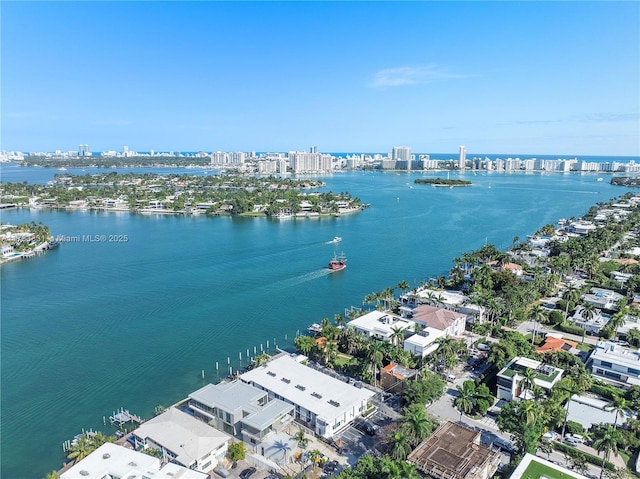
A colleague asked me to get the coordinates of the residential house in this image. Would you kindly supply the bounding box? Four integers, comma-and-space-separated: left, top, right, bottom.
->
407, 421, 501, 479
496, 357, 563, 401
535, 334, 578, 354
380, 363, 418, 393
487, 260, 524, 276
131, 408, 232, 474
346, 310, 415, 342
589, 341, 640, 387
240, 354, 375, 438
571, 305, 610, 334
405, 304, 466, 338
188, 380, 294, 448
583, 288, 624, 310
407, 288, 486, 323
60, 443, 207, 479
403, 327, 445, 358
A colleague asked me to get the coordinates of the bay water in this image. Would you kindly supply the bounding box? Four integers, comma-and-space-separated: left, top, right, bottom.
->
0, 167, 629, 478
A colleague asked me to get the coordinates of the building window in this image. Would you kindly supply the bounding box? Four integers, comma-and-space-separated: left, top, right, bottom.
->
600, 361, 613, 368
628, 368, 640, 376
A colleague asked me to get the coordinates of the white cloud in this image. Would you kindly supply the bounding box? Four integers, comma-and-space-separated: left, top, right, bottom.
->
368, 64, 469, 89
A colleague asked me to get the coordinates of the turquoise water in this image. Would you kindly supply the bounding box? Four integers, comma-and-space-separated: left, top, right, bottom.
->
0, 169, 627, 478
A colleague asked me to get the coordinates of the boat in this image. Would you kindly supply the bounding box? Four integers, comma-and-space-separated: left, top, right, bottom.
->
597, 177, 604, 182
328, 252, 347, 271
332, 236, 342, 243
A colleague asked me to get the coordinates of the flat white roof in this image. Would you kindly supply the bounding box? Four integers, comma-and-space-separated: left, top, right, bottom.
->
403, 327, 445, 347
347, 310, 414, 336
133, 408, 232, 467
240, 354, 374, 422
60, 443, 207, 479
593, 342, 640, 371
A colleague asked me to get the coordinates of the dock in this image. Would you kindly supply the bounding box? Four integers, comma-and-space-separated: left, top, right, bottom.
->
109, 408, 142, 427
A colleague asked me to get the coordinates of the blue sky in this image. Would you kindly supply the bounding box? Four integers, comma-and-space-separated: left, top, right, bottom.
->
2, 1, 639, 156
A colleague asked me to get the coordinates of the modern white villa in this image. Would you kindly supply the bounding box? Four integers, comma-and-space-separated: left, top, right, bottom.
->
131, 408, 232, 474
589, 341, 640, 387
582, 287, 624, 310
60, 443, 207, 479
188, 380, 295, 446
346, 310, 415, 341
571, 305, 610, 334
496, 357, 564, 401
240, 354, 375, 438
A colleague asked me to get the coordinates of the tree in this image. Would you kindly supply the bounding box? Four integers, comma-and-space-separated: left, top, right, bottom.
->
519, 368, 537, 400
390, 326, 406, 348
454, 381, 476, 421
592, 425, 623, 479
227, 441, 246, 461
388, 432, 412, 460
66, 435, 95, 463
626, 327, 640, 346
605, 394, 632, 429
294, 335, 316, 356
400, 403, 436, 445
563, 285, 580, 318
528, 304, 547, 344
608, 312, 627, 340
367, 341, 385, 386
293, 429, 308, 448
44, 472, 59, 479
307, 449, 323, 469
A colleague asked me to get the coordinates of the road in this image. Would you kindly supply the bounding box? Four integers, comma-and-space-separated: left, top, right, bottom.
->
516, 320, 599, 346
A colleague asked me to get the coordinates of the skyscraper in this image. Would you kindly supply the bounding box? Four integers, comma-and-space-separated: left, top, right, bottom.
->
459, 146, 466, 170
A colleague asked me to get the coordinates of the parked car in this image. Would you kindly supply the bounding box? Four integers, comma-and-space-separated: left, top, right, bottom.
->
214, 466, 231, 478
240, 467, 257, 479
493, 438, 516, 453
542, 430, 558, 441
355, 420, 377, 436
563, 436, 580, 447
323, 460, 339, 473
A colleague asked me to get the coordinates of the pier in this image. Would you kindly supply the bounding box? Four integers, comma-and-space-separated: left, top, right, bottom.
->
108, 408, 142, 427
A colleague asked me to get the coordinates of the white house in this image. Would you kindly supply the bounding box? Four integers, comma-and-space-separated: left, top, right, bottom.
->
132, 408, 232, 474
496, 357, 564, 401
346, 310, 415, 341
240, 354, 374, 438
188, 380, 295, 447
589, 341, 640, 387
406, 304, 466, 338
571, 305, 610, 334
582, 288, 624, 310
60, 443, 207, 479
403, 327, 445, 357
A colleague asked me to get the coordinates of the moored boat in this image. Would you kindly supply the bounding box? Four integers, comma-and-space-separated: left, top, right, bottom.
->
332, 236, 342, 243
328, 252, 347, 271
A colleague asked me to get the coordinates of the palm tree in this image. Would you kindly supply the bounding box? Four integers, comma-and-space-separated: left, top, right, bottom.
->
293, 429, 308, 448
66, 435, 95, 463
626, 327, 640, 346
45, 472, 59, 479
605, 394, 632, 429
367, 341, 385, 386
519, 368, 537, 399
400, 403, 434, 445
528, 304, 547, 344
520, 400, 538, 426
593, 425, 623, 479
608, 311, 627, 340
563, 285, 580, 318
397, 280, 410, 296
390, 326, 406, 347
388, 432, 413, 460
454, 382, 476, 422
555, 377, 583, 440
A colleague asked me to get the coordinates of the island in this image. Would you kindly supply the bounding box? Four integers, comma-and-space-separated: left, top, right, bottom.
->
611, 176, 640, 187
0, 173, 365, 218
0, 221, 58, 263
414, 178, 472, 187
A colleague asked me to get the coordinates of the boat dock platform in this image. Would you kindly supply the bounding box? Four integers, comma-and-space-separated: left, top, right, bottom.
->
109, 408, 142, 426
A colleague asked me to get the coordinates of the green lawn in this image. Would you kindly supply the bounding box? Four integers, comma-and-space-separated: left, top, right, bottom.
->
520, 458, 576, 479
334, 353, 355, 368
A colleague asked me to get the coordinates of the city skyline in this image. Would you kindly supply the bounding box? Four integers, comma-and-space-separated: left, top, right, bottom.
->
2, 1, 639, 156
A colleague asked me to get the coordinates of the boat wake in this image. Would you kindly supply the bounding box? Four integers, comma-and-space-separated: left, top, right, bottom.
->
267, 269, 333, 290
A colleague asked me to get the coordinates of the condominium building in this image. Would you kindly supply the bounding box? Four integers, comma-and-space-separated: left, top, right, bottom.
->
240, 354, 375, 438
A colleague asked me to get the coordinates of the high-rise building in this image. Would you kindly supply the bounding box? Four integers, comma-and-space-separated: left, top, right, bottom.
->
310, 146, 318, 154
458, 146, 466, 170
392, 146, 411, 161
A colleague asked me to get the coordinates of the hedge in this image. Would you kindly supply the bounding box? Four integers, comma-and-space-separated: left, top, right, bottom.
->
554, 442, 616, 471
589, 382, 617, 400
556, 322, 586, 336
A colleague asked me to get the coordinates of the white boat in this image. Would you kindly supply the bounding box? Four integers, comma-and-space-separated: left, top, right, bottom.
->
332, 236, 342, 243
597, 177, 604, 182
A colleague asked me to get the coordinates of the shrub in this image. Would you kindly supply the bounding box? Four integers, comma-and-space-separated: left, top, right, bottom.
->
566, 421, 585, 435
589, 381, 617, 400
556, 322, 585, 336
